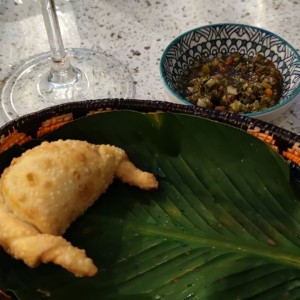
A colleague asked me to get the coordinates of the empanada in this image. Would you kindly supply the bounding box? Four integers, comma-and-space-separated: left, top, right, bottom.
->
0, 140, 158, 277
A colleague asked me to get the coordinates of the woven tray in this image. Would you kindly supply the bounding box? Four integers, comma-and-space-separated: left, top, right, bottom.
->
0, 99, 299, 173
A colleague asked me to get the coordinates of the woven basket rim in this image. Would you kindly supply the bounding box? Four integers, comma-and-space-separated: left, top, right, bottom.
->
0, 99, 299, 148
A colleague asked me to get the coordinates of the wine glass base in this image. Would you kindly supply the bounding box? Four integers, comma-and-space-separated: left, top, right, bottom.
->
1, 48, 135, 120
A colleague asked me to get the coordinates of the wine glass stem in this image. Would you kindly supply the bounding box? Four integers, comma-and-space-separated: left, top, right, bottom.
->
39, 0, 66, 62
39, 0, 80, 86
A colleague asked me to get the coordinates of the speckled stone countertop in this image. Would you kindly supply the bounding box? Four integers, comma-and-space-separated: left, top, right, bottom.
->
0, 0, 300, 132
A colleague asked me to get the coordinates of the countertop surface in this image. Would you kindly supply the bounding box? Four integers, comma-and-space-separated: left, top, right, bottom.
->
0, 0, 299, 132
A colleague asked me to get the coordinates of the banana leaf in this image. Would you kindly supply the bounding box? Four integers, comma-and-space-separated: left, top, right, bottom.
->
1, 110, 300, 300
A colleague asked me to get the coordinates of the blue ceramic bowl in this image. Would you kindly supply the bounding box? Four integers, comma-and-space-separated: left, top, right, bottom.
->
160, 23, 300, 121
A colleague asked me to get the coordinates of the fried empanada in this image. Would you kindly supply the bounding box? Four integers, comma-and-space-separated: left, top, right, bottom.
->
0, 140, 158, 277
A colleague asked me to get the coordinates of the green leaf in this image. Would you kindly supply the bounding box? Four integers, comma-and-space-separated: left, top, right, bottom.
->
1, 111, 300, 300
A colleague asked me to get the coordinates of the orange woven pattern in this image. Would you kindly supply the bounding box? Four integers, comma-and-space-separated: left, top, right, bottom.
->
0, 129, 32, 154
247, 127, 279, 152
86, 108, 113, 115
283, 142, 300, 165
37, 113, 73, 138
0, 113, 74, 154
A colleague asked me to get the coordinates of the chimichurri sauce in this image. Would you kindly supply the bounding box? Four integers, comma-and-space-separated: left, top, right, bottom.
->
179, 53, 283, 114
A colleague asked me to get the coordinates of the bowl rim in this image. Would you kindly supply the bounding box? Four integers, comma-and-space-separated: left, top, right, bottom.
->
159, 22, 300, 118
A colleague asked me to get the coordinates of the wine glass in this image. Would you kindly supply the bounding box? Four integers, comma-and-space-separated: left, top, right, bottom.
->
1, 0, 134, 120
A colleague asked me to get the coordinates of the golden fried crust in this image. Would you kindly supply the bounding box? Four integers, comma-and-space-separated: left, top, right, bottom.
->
1, 140, 123, 235
0, 139, 158, 276
116, 160, 158, 190
99, 145, 158, 190
0, 200, 97, 277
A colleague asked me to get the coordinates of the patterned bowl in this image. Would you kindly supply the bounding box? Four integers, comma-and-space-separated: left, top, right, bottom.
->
160, 23, 300, 121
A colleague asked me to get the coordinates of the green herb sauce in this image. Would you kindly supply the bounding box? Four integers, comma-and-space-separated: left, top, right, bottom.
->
179, 53, 283, 114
